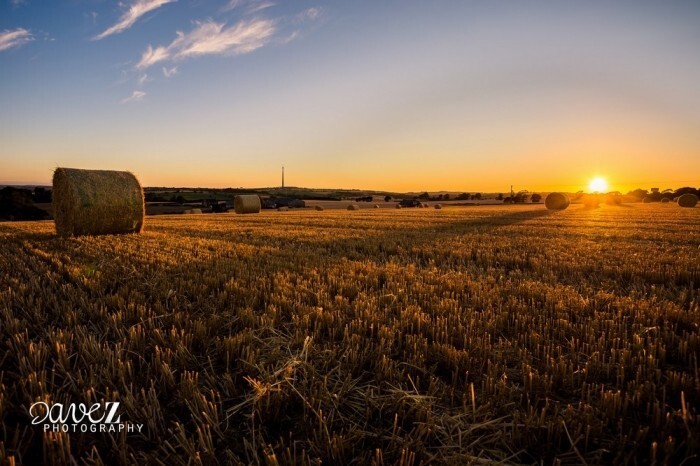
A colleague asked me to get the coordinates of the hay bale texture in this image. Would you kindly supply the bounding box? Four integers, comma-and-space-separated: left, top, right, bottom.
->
434, 204, 442, 209
678, 193, 698, 208
347, 204, 360, 211
234, 195, 261, 214
52, 167, 144, 237
315, 205, 324, 211
545, 192, 570, 210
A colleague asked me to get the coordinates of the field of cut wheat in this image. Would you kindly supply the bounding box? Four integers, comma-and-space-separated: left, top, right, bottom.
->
1, 204, 698, 465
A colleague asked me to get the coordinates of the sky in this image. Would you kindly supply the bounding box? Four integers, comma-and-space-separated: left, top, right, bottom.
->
1, 0, 700, 193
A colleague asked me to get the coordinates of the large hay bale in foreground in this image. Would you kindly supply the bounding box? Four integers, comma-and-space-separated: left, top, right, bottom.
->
234, 195, 261, 214
347, 204, 360, 211
52, 167, 144, 237
544, 192, 570, 210
315, 205, 324, 211
678, 193, 698, 208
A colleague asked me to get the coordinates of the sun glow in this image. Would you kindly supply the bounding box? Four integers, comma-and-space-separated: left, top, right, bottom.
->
588, 177, 608, 193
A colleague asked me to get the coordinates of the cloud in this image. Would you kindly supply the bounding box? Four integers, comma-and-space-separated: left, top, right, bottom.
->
94, 0, 176, 40
121, 90, 146, 103
0, 28, 34, 52
136, 18, 275, 69
11, 0, 27, 8
136, 44, 170, 68
223, 0, 275, 14
162, 66, 178, 77
138, 73, 150, 85
298, 7, 321, 21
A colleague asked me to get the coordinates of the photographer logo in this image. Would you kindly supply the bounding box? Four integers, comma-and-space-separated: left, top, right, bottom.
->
29, 401, 144, 433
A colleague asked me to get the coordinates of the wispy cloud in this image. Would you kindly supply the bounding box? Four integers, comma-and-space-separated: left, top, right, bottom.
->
121, 90, 146, 103
297, 7, 321, 22
94, 0, 176, 40
223, 0, 275, 15
162, 66, 178, 77
11, 0, 27, 8
138, 73, 150, 85
0, 28, 34, 52
136, 18, 275, 69
136, 44, 170, 68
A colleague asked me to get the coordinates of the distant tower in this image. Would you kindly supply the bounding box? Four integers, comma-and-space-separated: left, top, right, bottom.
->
282, 166, 285, 188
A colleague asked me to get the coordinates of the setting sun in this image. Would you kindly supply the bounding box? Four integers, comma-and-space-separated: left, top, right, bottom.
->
589, 177, 609, 193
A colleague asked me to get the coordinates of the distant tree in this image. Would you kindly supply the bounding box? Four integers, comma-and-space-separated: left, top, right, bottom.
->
175, 195, 186, 205
384, 195, 392, 202
474, 193, 481, 200
443, 193, 450, 201
530, 193, 542, 203
437, 194, 444, 200
503, 196, 511, 203
496, 193, 503, 201
470, 194, 476, 200
418, 192, 430, 200
627, 188, 648, 201
456, 193, 469, 200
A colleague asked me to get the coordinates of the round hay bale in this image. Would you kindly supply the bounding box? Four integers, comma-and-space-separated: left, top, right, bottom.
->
374, 204, 380, 208
678, 193, 698, 208
544, 192, 570, 210
184, 208, 202, 215
434, 204, 442, 209
52, 167, 144, 237
583, 195, 600, 209
642, 197, 651, 203
234, 195, 261, 214
661, 197, 670, 203
315, 205, 324, 211
277, 206, 289, 211
347, 204, 360, 211
396, 204, 403, 209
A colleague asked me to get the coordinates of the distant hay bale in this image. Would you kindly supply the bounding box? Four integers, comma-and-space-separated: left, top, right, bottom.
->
234, 195, 261, 214
52, 167, 144, 237
315, 205, 324, 211
544, 192, 570, 210
583, 195, 600, 209
277, 206, 289, 211
678, 193, 698, 208
396, 204, 403, 209
374, 204, 380, 208
434, 204, 442, 209
183, 208, 202, 215
642, 197, 651, 203
661, 197, 670, 203
347, 204, 360, 211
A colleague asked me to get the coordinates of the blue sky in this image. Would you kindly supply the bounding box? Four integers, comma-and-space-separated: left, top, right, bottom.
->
2, 1, 700, 192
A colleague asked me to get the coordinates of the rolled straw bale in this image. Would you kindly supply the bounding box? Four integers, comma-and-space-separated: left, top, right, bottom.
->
396, 204, 403, 209
184, 209, 202, 215
583, 195, 600, 208
234, 195, 261, 214
347, 204, 360, 211
374, 204, 380, 208
678, 193, 698, 208
661, 197, 670, 203
434, 204, 442, 209
544, 192, 570, 210
277, 206, 289, 211
315, 205, 324, 211
52, 167, 144, 237
642, 197, 651, 203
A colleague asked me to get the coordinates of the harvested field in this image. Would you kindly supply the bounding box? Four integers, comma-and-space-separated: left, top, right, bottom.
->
0, 204, 698, 465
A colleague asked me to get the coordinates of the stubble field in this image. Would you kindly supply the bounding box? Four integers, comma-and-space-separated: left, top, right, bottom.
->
0, 204, 698, 465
